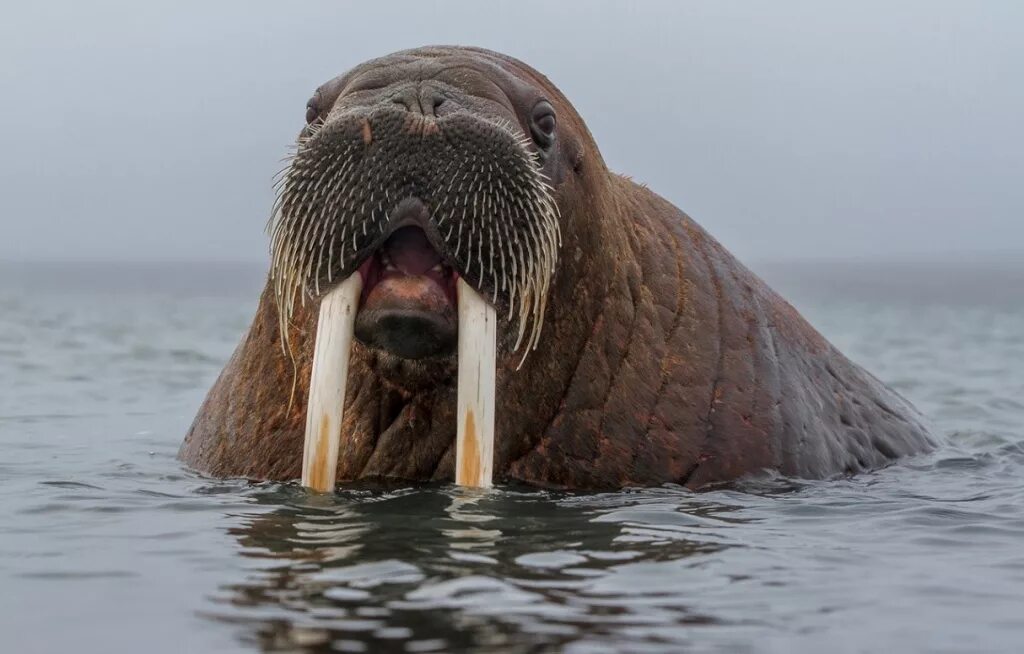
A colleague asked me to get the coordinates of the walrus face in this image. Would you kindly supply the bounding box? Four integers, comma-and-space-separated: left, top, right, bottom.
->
269, 51, 567, 370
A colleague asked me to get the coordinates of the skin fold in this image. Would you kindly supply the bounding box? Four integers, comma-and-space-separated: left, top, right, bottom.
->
180, 46, 934, 490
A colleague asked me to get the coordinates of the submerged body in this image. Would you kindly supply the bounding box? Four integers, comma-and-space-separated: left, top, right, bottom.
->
181, 46, 933, 489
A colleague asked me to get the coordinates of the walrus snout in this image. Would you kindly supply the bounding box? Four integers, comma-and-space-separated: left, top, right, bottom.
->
270, 103, 560, 364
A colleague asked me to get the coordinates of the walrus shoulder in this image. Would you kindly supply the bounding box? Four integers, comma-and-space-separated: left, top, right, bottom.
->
620, 179, 935, 485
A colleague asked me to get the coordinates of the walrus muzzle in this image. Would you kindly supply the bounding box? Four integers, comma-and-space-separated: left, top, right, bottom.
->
268, 105, 560, 490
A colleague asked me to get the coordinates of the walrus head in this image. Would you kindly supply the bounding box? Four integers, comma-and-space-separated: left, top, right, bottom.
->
269, 47, 598, 386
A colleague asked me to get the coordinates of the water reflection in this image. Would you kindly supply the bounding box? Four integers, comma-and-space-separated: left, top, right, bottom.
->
209, 484, 742, 652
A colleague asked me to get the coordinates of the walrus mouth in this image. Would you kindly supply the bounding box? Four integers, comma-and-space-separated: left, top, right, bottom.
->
354, 206, 460, 360
268, 105, 558, 490
360, 223, 459, 315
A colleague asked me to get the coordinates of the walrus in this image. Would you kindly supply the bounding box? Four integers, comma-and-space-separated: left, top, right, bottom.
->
180, 46, 934, 489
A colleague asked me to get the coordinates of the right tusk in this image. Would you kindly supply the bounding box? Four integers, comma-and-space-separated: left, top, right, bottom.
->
455, 278, 497, 488
301, 273, 362, 493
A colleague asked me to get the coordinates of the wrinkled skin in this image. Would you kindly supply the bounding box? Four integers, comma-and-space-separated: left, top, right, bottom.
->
180, 46, 934, 489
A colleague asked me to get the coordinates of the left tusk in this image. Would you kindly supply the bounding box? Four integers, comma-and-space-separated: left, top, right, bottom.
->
455, 278, 497, 488
301, 274, 362, 492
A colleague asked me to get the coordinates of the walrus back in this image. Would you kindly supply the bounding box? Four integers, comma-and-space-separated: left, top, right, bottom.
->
623, 179, 935, 486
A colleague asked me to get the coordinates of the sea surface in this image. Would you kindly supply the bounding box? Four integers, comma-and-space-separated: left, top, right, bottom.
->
1, 259, 1023, 654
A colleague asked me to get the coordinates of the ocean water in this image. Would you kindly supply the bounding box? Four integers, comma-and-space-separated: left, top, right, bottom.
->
1, 260, 1022, 654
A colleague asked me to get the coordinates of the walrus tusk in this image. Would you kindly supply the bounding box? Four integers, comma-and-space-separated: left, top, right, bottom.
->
301, 274, 495, 490
301, 274, 362, 492
455, 278, 497, 488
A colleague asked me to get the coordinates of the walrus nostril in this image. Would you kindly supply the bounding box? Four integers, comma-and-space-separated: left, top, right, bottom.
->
426, 93, 445, 117
389, 87, 417, 113
389, 86, 447, 117
414, 86, 446, 117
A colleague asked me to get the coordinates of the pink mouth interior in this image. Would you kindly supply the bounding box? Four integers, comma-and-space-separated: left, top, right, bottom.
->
358, 226, 458, 308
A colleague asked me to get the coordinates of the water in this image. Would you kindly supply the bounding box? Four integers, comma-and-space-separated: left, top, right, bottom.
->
1, 260, 1023, 653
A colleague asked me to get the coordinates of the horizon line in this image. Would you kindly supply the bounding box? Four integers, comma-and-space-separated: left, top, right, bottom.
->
2, 250, 1024, 268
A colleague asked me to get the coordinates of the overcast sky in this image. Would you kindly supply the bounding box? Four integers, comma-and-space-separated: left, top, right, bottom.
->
1, 0, 1021, 263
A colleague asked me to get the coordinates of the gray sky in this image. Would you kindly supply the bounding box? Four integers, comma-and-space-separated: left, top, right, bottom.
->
1, 0, 1021, 263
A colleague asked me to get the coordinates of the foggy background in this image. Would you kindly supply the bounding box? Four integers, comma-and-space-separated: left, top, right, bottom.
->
1, 0, 1021, 265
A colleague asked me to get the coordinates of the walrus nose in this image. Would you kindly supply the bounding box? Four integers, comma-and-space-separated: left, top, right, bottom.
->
390, 84, 447, 117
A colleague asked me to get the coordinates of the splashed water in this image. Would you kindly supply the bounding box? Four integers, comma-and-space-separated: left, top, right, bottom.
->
1, 260, 1022, 653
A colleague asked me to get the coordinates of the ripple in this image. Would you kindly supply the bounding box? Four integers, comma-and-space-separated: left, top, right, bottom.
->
313, 561, 425, 588
17, 570, 137, 580
38, 480, 104, 490
515, 551, 589, 569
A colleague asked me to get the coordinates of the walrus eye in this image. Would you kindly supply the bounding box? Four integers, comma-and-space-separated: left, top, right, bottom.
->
530, 101, 556, 151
